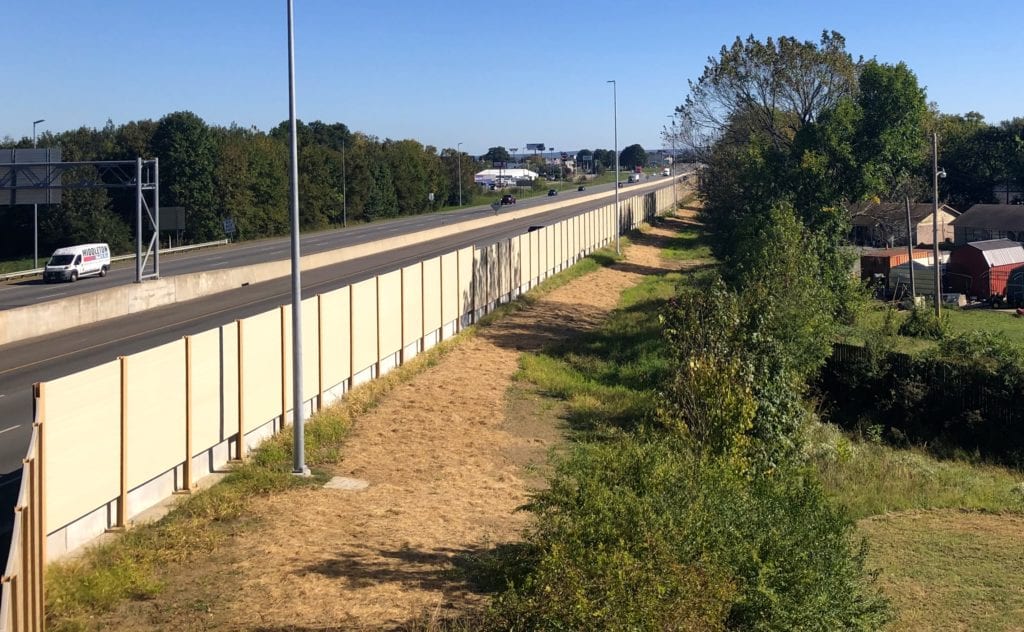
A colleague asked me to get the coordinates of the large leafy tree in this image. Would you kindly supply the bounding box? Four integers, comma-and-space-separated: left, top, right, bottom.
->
480, 146, 510, 164
619, 144, 647, 169
151, 111, 219, 241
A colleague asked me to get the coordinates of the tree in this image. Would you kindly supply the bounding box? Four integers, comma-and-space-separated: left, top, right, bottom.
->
678, 31, 859, 155
480, 146, 510, 164
151, 111, 219, 241
619, 144, 647, 169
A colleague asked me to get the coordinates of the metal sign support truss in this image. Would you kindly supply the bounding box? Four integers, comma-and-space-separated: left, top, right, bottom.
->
0, 158, 160, 282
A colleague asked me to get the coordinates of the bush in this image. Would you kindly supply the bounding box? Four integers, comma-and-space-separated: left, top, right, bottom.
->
485, 437, 889, 630
898, 307, 945, 339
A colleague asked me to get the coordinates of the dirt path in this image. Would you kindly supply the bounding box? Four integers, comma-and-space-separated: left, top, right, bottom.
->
107, 218, 691, 631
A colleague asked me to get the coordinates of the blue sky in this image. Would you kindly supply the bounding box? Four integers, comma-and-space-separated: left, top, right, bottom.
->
5, 0, 1022, 156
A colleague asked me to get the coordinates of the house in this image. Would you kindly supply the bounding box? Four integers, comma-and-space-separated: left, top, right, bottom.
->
849, 203, 958, 247
945, 239, 1024, 298
951, 204, 1024, 244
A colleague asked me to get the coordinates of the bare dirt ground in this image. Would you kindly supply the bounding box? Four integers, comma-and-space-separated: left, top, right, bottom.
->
101, 218, 691, 631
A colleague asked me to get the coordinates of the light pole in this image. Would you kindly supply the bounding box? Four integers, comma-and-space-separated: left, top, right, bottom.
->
286, 0, 308, 476
607, 80, 620, 255
32, 118, 45, 268
666, 115, 678, 212
457, 142, 463, 206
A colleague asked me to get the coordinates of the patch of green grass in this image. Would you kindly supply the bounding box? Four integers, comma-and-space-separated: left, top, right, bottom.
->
860, 510, 1024, 631
806, 422, 1024, 520
661, 227, 713, 261
0, 257, 36, 274
842, 301, 1024, 354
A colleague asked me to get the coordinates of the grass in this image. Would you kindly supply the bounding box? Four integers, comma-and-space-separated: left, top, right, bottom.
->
841, 300, 1024, 354
662, 226, 712, 261
0, 257, 36, 274
43, 240, 625, 632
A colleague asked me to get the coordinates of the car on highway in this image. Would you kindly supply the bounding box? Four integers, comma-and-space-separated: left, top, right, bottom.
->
547, 189, 558, 196
500, 194, 516, 205
577, 185, 585, 191
43, 243, 111, 283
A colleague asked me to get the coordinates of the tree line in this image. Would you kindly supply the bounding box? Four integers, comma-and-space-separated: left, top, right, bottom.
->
0, 113, 482, 259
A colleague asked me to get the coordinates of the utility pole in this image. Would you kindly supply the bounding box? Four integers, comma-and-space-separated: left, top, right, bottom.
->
457, 142, 463, 206
667, 115, 678, 211
932, 132, 941, 319
905, 196, 916, 300
341, 139, 347, 227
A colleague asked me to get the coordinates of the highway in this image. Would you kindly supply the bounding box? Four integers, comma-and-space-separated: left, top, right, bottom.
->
0, 176, 679, 563
0, 180, 632, 310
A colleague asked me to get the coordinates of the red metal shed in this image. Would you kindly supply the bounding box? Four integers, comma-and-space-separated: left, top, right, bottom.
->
946, 239, 1024, 298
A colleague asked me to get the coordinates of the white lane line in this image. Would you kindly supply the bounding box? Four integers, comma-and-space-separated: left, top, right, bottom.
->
37, 292, 68, 299
0, 425, 20, 436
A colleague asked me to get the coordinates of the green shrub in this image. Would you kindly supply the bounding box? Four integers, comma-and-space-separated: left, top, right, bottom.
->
485, 437, 889, 630
897, 307, 945, 339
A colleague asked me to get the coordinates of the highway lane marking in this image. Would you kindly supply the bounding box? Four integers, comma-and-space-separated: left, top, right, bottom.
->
0, 425, 20, 436
37, 292, 69, 299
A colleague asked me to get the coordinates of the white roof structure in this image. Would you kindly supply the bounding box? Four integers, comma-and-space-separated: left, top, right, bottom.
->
474, 168, 539, 183
967, 239, 1024, 267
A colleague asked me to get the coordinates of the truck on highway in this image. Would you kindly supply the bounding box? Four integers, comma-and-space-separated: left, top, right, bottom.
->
43, 243, 111, 282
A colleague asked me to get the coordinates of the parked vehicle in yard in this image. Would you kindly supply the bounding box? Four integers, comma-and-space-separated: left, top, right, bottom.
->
501, 194, 516, 205
43, 243, 110, 283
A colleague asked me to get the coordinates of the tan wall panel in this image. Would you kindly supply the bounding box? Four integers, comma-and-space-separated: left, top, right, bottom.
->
189, 327, 225, 453
457, 247, 473, 317
241, 309, 283, 427
319, 287, 351, 390
545, 225, 555, 272
126, 340, 186, 489
45, 360, 121, 529
402, 263, 423, 345
422, 257, 442, 333
282, 298, 322, 410
530, 229, 540, 281
221, 322, 239, 439
441, 251, 459, 322
350, 278, 378, 372
555, 221, 564, 267
377, 270, 403, 358
511, 235, 523, 289
498, 240, 511, 297
487, 243, 500, 304
302, 296, 320, 402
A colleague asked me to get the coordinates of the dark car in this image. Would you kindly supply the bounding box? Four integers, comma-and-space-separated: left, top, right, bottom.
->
547, 189, 558, 196
500, 194, 516, 205
577, 185, 585, 191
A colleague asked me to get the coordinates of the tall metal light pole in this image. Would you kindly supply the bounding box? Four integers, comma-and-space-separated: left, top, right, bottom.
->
457, 142, 463, 206
932, 131, 942, 319
607, 80, 620, 255
286, 0, 308, 476
666, 115, 678, 212
32, 118, 45, 268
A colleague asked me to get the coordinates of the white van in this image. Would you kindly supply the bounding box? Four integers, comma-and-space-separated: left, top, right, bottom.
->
43, 243, 111, 283
628, 173, 641, 183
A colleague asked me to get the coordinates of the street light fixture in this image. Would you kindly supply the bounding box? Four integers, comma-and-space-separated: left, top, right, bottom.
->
32, 119, 45, 268
457, 142, 463, 207
607, 80, 620, 255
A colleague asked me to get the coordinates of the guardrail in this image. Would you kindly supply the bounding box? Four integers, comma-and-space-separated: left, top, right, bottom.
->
0, 240, 231, 283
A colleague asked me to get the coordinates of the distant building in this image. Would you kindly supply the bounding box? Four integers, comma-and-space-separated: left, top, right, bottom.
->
474, 168, 539, 187
946, 239, 1024, 298
849, 202, 958, 247
951, 204, 1024, 244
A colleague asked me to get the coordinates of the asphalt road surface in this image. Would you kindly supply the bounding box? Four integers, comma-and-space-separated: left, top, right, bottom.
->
0, 176, 681, 563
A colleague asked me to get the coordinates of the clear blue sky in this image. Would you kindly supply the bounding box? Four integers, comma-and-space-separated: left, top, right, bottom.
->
5, 0, 1022, 156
